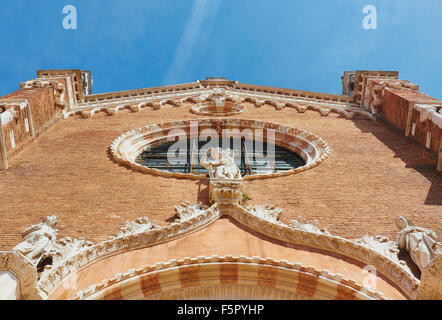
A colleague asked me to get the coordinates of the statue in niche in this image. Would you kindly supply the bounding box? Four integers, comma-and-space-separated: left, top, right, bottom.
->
200, 147, 242, 180
395, 215, 442, 272
13, 215, 58, 266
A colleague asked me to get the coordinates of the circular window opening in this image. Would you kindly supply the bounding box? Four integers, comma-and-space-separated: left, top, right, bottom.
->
190, 101, 245, 116
135, 138, 306, 176
110, 119, 330, 180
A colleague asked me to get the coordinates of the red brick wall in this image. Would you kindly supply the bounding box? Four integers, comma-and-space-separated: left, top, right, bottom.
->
430, 123, 442, 155
1, 105, 440, 250
3, 88, 56, 131
1, 87, 57, 155
2, 114, 29, 153
380, 88, 442, 158
381, 90, 410, 132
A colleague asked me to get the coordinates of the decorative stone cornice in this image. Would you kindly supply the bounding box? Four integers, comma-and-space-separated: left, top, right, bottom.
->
58, 80, 375, 121
49, 237, 94, 266
79, 79, 356, 108
245, 204, 284, 224
230, 204, 419, 298
289, 216, 330, 235
115, 217, 161, 238
35, 199, 420, 300
37, 203, 221, 299
355, 235, 411, 274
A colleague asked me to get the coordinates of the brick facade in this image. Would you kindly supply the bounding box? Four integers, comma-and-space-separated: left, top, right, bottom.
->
0, 71, 440, 301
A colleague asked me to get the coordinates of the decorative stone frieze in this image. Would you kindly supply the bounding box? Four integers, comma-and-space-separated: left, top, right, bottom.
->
245, 205, 283, 224
30, 200, 421, 299
114, 217, 160, 238
355, 235, 411, 274
230, 203, 419, 298
49, 237, 94, 266
353, 70, 399, 104
65, 85, 372, 120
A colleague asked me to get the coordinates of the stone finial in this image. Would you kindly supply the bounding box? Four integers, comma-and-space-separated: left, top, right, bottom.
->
395, 215, 442, 272
13, 215, 58, 267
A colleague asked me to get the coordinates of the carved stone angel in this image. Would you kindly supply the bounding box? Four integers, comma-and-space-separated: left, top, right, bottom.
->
200, 147, 242, 180
13, 215, 58, 266
395, 216, 442, 271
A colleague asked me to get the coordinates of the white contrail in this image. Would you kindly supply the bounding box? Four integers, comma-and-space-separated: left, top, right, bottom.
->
163, 0, 220, 85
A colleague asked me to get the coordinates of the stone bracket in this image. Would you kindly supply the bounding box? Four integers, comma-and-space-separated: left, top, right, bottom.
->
209, 179, 243, 205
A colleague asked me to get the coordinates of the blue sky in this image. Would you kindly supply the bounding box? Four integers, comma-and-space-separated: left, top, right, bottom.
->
0, 0, 441, 99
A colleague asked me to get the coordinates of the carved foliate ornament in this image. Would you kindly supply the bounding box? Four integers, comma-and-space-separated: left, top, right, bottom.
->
49, 237, 94, 265
355, 235, 411, 273
174, 201, 209, 222
289, 217, 330, 235
246, 205, 283, 224
116, 217, 160, 237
